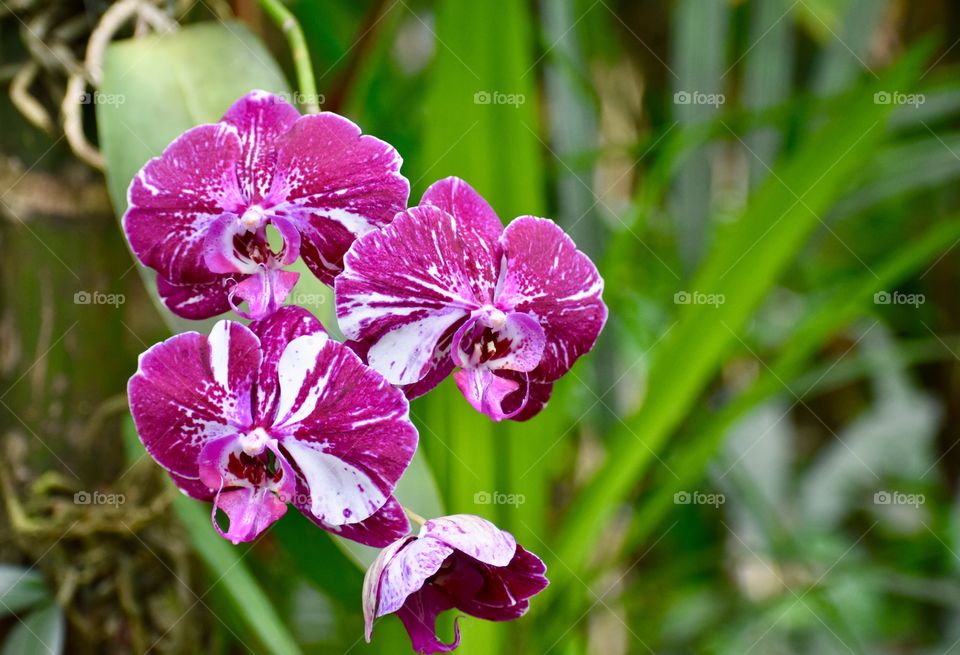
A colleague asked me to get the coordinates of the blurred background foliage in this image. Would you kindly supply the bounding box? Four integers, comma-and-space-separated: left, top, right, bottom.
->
2, 0, 960, 653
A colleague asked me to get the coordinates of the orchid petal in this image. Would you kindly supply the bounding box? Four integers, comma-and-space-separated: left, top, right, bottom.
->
127, 321, 260, 478
309, 495, 410, 547
123, 123, 245, 284
269, 112, 409, 284
228, 268, 299, 320
221, 91, 300, 203
273, 333, 418, 525
422, 515, 517, 567
497, 216, 607, 380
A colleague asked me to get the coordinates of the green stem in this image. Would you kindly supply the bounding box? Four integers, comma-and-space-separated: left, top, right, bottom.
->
258, 0, 320, 113
404, 506, 426, 526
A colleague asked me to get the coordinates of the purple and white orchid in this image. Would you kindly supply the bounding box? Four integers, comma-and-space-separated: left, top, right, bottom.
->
127, 306, 417, 546
363, 514, 549, 653
335, 176, 607, 421
123, 91, 409, 320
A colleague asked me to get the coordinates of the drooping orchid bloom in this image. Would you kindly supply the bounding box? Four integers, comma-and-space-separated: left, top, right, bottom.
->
127, 306, 417, 546
123, 91, 409, 320
363, 514, 548, 653
336, 177, 607, 421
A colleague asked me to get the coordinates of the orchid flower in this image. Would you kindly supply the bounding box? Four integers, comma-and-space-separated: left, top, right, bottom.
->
363, 514, 548, 653
123, 91, 409, 320
336, 177, 607, 421
127, 306, 417, 546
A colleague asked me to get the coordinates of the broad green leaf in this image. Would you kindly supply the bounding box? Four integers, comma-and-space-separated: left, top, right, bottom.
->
1, 603, 65, 655
0, 565, 49, 617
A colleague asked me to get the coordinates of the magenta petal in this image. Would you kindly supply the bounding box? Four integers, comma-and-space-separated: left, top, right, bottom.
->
248, 306, 327, 424
156, 274, 233, 319
203, 213, 257, 274
377, 536, 454, 617
364, 536, 413, 641
422, 515, 517, 567
272, 334, 418, 525
336, 203, 504, 386
228, 268, 300, 320
221, 91, 301, 203
453, 368, 523, 422
497, 217, 607, 380
304, 495, 410, 547
420, 177, 504, 288
396, 585, 460, 654
123, 123, 245, 284
270, 215, 302, 266
509, 378, 554, 422
269, 112, 409, 284
212, 485, 288, 544
169, 472, 213, 500
127, 321, 261, 478
451, 546, 549, 621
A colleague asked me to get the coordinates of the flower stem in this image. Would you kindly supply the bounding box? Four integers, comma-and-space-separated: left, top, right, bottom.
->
404, 507, 426, 526
257, 0, 320, 113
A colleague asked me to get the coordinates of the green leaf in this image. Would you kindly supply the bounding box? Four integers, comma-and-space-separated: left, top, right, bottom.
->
548, 45, 930, 599
1, 603, 65, 655
0, 565, 49, 617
